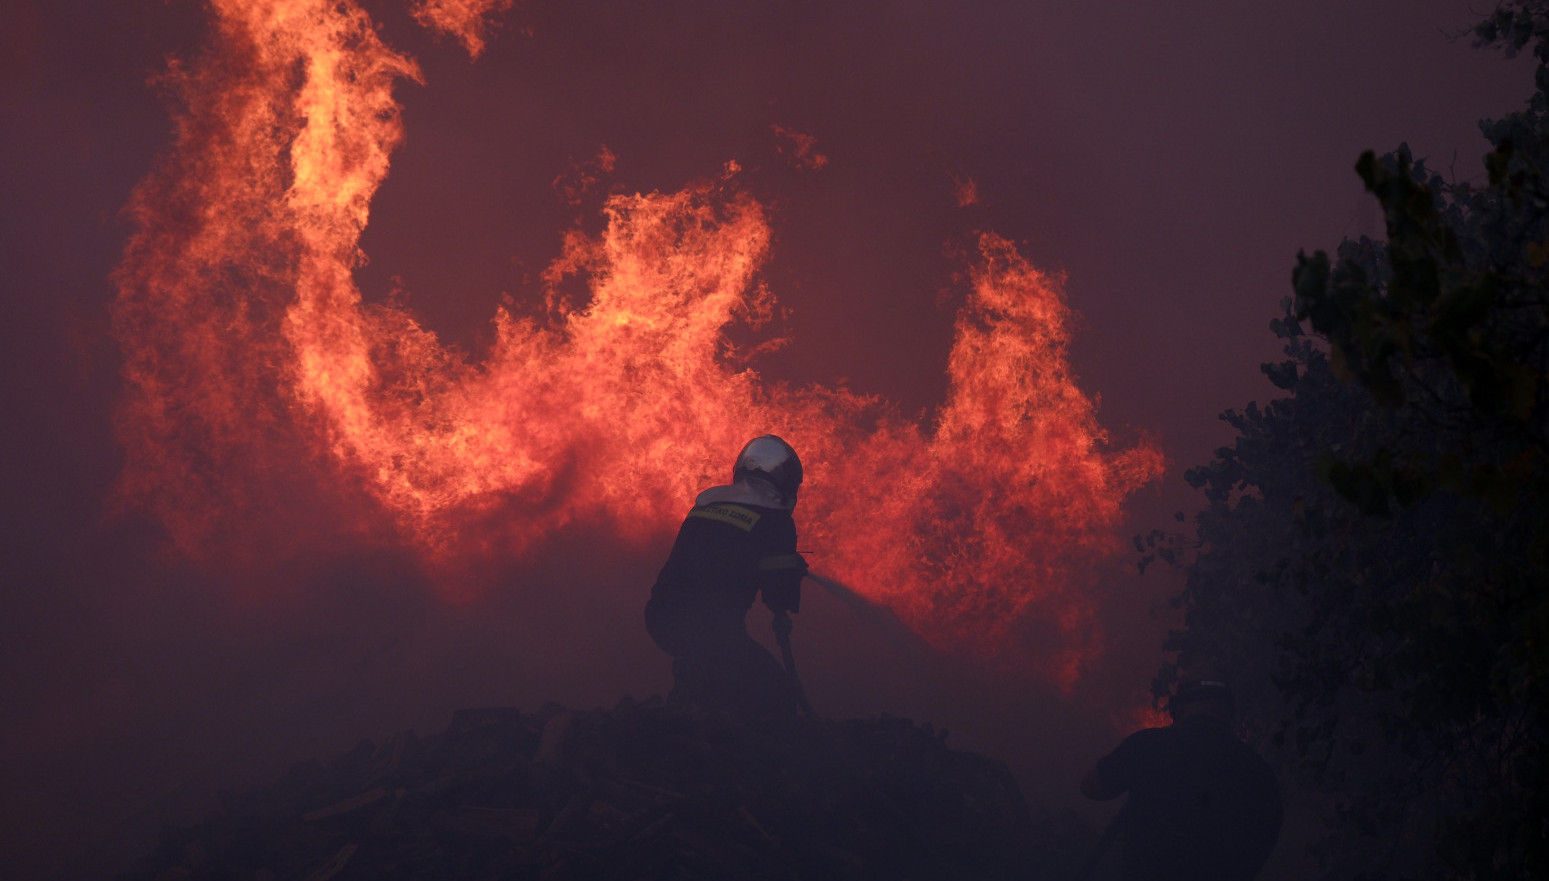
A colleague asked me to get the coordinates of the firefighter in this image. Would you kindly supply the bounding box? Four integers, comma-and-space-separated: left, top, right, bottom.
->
644, 435, 808, 717
1080, 678, 1283, 881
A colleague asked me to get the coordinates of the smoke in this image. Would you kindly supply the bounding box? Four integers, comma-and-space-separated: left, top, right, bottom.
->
108, 0, 1161, 685
1, 2, 1161, 878
11, 1, 1525, 878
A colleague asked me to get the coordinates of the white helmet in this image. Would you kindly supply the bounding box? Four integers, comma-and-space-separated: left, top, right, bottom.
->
733, 435, 803, 506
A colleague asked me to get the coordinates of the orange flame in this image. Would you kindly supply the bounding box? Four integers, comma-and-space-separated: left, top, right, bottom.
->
951, 172, 979, 208
111, 0, 1162, 685
771, 124, 830, 171
411, 0, 514, 58
1112, 698, 1173, 735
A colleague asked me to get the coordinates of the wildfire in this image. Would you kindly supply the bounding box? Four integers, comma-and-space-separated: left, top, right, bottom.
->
111, 0, 1162, 685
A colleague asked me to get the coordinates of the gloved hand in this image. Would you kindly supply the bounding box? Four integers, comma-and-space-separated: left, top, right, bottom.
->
759, 553, 807, 614
771, 610, 793, 641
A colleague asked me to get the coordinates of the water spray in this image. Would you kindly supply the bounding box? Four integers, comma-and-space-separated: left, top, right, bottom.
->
804, 570, 935, 658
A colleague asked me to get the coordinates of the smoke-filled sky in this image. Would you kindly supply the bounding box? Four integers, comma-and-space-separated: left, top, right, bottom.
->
0, 1, 1533, 878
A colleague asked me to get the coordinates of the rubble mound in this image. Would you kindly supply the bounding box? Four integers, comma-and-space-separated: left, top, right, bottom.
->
128, 698, 1083, 880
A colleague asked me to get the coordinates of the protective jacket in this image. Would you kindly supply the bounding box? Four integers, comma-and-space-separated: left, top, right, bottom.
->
649, 480, 805, 628
644, 477, 807, 713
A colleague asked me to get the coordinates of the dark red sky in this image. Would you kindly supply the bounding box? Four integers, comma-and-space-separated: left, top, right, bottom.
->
0, 1, 1532, 878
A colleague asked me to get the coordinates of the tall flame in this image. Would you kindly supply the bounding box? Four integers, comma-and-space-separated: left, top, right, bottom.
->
111, 0, 1163, 685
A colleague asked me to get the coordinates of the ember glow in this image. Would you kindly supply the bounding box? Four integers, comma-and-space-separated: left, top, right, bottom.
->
111, 0, 1162, 684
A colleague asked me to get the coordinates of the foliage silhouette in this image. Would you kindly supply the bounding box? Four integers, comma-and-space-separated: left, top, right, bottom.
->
1145, 4, 1549, 878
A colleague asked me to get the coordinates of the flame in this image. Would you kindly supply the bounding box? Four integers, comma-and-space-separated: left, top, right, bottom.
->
770, 125, 830, 171
111, 0, 1162, 685
951, 172, 980, 208
1113, 698, 1173, 735
411, 0, 514, 58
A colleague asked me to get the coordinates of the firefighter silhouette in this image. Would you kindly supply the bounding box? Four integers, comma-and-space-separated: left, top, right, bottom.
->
645, 435, 808, 716
1081, 679, 1283, 881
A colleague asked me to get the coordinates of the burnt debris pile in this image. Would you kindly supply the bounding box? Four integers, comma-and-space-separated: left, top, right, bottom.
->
126, 698, 1084, 880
